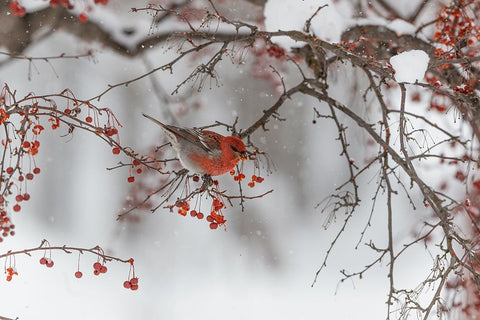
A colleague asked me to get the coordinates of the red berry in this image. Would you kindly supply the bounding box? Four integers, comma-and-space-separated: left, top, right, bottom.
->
100, 265, 107, 273
18, 176, 24, 182
22, 141, 31, 148
13, 204, 21, 212
46, 259, 54, 268
123, 280, 131, 289
75, 271, 83, 278
9, 1, 26, 17
15, 194, 23, 202
85, 116, 93, 123
93, 269, 100, 275
136, 168, 142, 174
132, 159, 140, 166
256, 177, 264, 183
190, 210, 197, 217
248, 181, 255, 188
112, 147, 120, 155
26, 173, 34, 180
130, 277, 139, 285
193, 175, 200, 182
197, 212, 204, 219
209, 222, 218, 230
130, 284, 139, 291
93, 262, 102, 271
23, 193, 30, 201
206, 215, 214, 222
127, 176, 135, 183
6, 167, 13, 175
40, 257, 47, 265
33, 167, 41, 174
78, 13, 88, 23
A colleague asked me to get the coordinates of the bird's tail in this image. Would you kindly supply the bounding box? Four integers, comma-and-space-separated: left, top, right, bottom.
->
142, 113, 166, 128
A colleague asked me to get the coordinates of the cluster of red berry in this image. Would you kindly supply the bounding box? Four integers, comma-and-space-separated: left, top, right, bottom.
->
434, 1, 480, 51
39, 256, 55, 268
1, 85, 126, 242
453, 85, 474, 95
189, 210, 205, 219
92, 261, 108, 275
247, 174, 264, 188
123, 258, 139, 291
206, 210, 226, 230
429, 103, 447, 113
176, 200, 190, 216
424, 74, 449, 113
5, 267, 18, 281
266, 45, 286, 59
0, 210, 15, 243
231, 169, 246, 181
123, 277, 139, 291
171, 195, 228, 230
231, 169, 265, 188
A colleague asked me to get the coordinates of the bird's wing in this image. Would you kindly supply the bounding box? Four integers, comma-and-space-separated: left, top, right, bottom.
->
142, 113, 220, 153
168, 126, 219, 153
197, 130, 222, 152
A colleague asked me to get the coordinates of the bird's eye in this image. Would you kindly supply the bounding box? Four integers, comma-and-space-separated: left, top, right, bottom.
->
231, 146, 239, 153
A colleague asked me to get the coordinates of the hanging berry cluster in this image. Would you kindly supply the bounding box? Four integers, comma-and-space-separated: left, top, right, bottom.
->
1, 240, 138, 290
0, 210, 15, 243
230, 155, 265, 188
160, 154, 268, 231
0, 84, 130, 242
173, 193, 228, 230
123, 259, 139, 291
4, 254, 18, 281
433, 1, 480, 58
161, 174, 228, 230
432, 0, 480, 96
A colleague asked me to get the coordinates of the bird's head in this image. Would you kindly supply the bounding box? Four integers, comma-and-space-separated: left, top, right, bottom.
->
224, 136, 247, 160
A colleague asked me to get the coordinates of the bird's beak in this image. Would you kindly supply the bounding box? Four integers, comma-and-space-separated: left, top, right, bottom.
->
240, 151, 249, 160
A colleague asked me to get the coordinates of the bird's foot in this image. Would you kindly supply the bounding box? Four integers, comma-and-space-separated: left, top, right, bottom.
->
201, 174, 214, 190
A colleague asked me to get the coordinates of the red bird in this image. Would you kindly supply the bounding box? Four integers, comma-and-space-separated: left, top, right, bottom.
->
143, 113, 247, 176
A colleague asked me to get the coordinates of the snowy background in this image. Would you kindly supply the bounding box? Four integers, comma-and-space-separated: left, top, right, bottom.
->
0, 0, 453, 319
